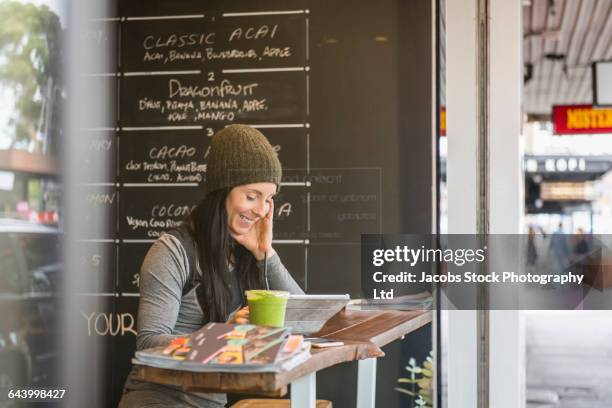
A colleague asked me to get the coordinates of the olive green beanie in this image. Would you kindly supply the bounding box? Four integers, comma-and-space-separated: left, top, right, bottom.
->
205, 124, 282, 193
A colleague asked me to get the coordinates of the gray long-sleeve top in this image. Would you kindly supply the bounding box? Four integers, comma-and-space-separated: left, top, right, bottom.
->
122, 232, 304, 407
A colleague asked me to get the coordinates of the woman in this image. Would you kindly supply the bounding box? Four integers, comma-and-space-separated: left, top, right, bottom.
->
118, 125, 304, 407
526, 225, 538, 268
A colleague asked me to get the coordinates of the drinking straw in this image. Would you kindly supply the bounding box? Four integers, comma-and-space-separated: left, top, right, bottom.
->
264, 251, 269, 290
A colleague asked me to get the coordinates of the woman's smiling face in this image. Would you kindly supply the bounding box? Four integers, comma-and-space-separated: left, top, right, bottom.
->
226, 182, 277, 237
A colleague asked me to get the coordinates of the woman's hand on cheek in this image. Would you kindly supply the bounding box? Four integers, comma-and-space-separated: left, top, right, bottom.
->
256, 199, 274, 256
231, 200, 275, 261
230, 225, 257, 255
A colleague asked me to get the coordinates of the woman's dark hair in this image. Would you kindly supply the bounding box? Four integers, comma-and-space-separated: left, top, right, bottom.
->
185, 188, 265, 322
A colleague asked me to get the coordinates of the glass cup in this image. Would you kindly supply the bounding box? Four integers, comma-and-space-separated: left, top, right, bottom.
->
246, 290, 290, 327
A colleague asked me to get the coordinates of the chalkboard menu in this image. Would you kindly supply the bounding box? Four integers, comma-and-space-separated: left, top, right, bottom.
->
77, 0, 434, 405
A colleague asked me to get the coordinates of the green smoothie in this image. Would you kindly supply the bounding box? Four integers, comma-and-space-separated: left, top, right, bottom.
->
246, 290, 289, 327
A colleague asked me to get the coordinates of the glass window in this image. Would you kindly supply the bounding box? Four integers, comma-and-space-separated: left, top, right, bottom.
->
0, 233, 22, 294
12, 232, 61, 293
13, 233, 61, 271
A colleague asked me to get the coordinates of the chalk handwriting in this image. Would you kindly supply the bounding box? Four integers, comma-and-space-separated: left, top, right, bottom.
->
82, 311, 137, 336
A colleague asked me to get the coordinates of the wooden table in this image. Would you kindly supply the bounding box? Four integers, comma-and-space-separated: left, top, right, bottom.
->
134, 309, 432, 408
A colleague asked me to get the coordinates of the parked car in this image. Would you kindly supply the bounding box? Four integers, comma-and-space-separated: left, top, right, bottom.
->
0, 219, 62, 392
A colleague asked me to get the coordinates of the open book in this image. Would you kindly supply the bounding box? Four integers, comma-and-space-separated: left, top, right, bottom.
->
347, 292, 433, 310
286, 294, 351, 334
133, 322, 310, 373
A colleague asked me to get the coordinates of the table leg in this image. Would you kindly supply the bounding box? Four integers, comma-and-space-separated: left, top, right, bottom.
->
291, 371, 316, 408
357, 358, 377, 408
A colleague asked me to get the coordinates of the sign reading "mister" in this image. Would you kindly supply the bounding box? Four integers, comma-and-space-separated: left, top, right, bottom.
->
553, 104, 612, 135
